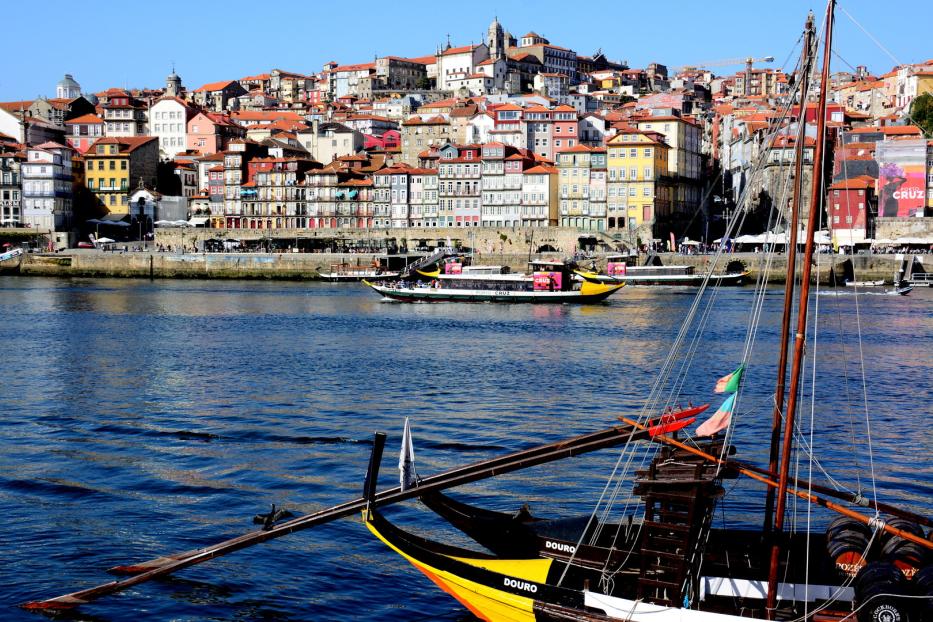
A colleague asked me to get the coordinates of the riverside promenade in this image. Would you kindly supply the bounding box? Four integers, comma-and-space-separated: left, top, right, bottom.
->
11, 248, 922, 284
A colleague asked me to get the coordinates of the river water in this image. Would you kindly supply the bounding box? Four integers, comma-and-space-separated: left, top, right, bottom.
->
0, 277, 930, 621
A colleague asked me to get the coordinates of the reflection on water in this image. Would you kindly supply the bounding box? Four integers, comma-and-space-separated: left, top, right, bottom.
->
0, 277, 930, 620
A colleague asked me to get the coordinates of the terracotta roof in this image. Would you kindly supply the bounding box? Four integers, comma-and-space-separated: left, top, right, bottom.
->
87, 136, 157, 153
881, 125, 921, 136
442, 44, 479, 56
404, 55, 436, 65
523, 164, 557, 174
193, 80, 239, 93
65, 113, 103, 125
829, 175, 875, 190
0, 100, 34, 113
333, 62, 376, 73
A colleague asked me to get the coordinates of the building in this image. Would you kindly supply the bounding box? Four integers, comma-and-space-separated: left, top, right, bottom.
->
191, 80, 246, 112
0, 150, 23, 226
434, 143, 482, 226
400, 115, 452, 166
521, 164, 558, 226
634, 113, 702, 218
828, 175, 875, 246
894, 62, 933, 110
20, 142, 74, 231
64, 113, 104, 153
101, 89, 147, 137
606, 129, 672, 237
222, 140, 266, 228
479, 143, 530, 227
557, 145, 607, 230
296, 121, 363, 165
240, 157, 318, 229
150, 96, 195, 159
436, 43, 490, 91
84, 136, 159, 214
187, 111, 246, 155
509, 34, 578, 83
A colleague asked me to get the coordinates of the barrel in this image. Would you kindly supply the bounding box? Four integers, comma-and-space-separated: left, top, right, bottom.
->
879, 520, 930, 580
854, 562, 914, 622
913, 565, 933, 620
826, 526, 871, 578
827, 516, 872, 540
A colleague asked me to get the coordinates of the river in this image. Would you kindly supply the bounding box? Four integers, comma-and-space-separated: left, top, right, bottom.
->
1, 277, 930, 621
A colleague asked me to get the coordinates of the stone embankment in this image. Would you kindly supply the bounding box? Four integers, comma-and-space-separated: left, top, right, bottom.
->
13, 250, 923, 284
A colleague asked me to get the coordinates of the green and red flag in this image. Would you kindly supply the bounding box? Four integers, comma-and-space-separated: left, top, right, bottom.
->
714, 363, 745, 394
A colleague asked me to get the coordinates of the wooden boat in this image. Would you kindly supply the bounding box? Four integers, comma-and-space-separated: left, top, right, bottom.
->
576, 256, 749, 287
16, 2, 933, 619
364, 260, 624, 304
364, 5, 933, 621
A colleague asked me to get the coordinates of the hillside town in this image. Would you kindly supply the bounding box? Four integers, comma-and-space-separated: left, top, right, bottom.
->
1, 17, 932, 251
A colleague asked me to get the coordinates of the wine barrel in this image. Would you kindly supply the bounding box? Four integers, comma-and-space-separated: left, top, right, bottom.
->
880, 519, 925, 545
827, 527, 870, 578
827, 516, 872, 540
882, 538, 931, 580
854, 562, 914, 622
912, 565, 933, 620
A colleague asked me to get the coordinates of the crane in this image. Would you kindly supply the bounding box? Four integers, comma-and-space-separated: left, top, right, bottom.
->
674, 56, 775, 95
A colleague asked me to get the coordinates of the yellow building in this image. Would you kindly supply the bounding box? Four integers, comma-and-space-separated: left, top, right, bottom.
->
557, 145, 607, 231
606, 129, 671, 235
84, 136, 158, 213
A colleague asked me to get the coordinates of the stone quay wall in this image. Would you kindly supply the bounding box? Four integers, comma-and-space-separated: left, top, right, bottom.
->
16, 249, 920, 284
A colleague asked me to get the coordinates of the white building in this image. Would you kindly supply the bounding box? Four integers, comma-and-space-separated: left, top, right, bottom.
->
150, 96, 193, 159
20, 142, 74, 231
436, 44, 489, 91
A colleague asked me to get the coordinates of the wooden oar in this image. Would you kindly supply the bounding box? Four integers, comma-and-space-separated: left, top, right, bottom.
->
23, 419, 657, 611
620, 417, 933, 551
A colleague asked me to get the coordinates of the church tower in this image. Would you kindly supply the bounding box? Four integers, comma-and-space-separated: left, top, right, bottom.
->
487, 17, 505, 60
166, 67, 183, 97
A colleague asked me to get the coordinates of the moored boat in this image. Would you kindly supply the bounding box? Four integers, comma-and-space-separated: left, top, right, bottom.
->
317, 253, 427, 282
364, 260, 624, 303
576, 255, 749, 287
0, 247, 23, 274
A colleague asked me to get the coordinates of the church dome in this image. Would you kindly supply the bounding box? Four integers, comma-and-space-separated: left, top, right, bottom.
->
57, 74, 80, 89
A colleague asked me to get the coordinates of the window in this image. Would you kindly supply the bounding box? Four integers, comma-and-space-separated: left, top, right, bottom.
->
833, 215, 840, 224
121, 161, 127, 170
109, 161, 115, 170
630, 148, 636, 157
643, 187, 650, 197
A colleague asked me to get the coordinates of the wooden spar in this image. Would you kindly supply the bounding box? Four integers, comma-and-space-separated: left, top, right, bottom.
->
619, 417, 933, 552
767, 0, 835, 615
22, 419, 657, 611
764, 11, 816, 534
738, 456, 933, 529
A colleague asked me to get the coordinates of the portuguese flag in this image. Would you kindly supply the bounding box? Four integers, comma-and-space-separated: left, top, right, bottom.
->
714, 364, 745, 394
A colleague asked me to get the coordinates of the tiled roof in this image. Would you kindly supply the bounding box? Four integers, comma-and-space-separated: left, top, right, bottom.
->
65, 113, 103, 125
193, 80, 239, 93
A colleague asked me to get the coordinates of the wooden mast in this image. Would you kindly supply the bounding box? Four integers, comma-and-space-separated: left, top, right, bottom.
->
765, 0, 835, 615
763, 11, 816, 533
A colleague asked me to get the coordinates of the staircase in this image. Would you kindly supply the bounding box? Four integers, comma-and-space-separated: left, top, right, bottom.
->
634, 444, 730, 607
401, 248, 449, 276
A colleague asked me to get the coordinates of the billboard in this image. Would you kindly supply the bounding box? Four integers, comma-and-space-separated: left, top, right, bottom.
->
876, 139, 927, 218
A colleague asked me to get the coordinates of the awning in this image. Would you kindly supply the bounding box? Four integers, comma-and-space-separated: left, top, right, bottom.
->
154, 220, 190, 227
187, 217, 210, 227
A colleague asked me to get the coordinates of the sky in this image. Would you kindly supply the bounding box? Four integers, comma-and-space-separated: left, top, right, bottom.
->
3, 0, 932, 101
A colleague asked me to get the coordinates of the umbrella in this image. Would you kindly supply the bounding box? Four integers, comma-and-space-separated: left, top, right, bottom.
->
96, 237, 115, 244
2, 242, 11, 248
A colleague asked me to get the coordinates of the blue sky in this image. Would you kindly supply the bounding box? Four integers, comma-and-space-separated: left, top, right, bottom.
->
3, 0, 931, 101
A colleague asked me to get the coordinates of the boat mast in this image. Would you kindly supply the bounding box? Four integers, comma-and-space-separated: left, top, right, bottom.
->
763, 11, 816, 534
765, 0, 835, 615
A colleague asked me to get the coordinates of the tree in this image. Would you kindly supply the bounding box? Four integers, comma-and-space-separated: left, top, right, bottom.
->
909, 92, 933, 137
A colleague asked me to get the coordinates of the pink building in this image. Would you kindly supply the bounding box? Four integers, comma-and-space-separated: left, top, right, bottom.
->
64, 113, 104, 153
551, 104, 579, 156
187, 112, 246, 155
